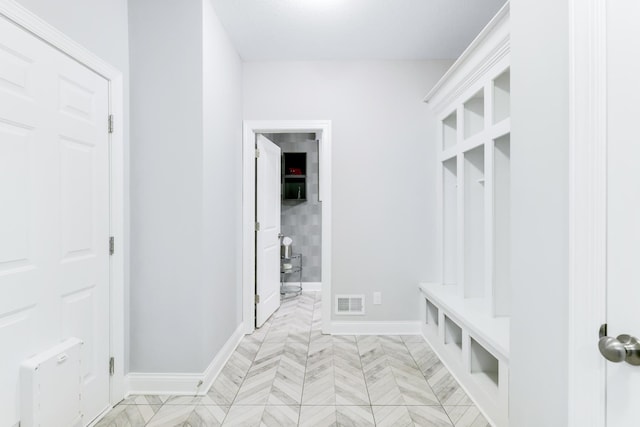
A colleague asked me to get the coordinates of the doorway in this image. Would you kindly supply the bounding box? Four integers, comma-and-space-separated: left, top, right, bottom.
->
263, 132, 323, 293
242, 121, 332, 335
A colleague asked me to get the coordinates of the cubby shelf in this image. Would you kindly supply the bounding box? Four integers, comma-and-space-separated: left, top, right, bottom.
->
423, 2, 510, 426
419, 282, 509, 358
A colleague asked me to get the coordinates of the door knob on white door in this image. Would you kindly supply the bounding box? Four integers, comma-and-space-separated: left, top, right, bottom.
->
599, 324, 640, 365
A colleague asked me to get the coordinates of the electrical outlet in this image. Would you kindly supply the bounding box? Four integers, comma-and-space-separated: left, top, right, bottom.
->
373, 292, 382, 305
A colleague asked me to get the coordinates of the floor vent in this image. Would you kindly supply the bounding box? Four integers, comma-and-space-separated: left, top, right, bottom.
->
335, 295, 365, 315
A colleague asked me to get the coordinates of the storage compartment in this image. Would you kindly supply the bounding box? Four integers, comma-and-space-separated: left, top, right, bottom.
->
282, 152, 307, 200
493, 134, 511, 316
443, 158, 458, 285
426, 299, 439, 326
493, 69, 510, 124
283, 178, 306, 200
464, 89, 485, 139
444, 315, 463, 353
464, 146, 485, 298
470, 338, 499, 391
442, 111, 457, 150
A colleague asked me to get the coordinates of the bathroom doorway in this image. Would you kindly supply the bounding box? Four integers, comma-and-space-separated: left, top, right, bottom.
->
262, 132, 322, 298
242, 121, 332, 334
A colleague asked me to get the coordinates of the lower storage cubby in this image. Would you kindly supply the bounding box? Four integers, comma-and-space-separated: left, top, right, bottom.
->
426, 299, 439, 327
444, 315, 463, 354
470, 337, 499, 394
419, 283, 509, 427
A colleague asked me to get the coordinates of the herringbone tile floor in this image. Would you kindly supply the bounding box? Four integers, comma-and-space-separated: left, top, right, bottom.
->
97, 292, 490, 426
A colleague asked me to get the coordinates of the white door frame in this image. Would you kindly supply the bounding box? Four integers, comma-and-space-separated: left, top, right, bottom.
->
568, 0, 607, 425
242, 120, 332, 334
0, 0, 126, 405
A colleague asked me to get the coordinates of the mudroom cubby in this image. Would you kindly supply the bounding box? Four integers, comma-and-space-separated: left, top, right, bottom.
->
421, 3, 510, 426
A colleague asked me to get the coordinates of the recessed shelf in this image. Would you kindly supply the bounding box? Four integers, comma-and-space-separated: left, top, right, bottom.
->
464, 146, 485, 298
470, 337, 499, 391
444, 315, 463, 353
426, 299, 439, 326
443, 111, 458, 150
443, 158, 458, 286
282, 152, 307, 200
464, 90, 485, 139
493, 69, 510, 124
493, 134, 511, 316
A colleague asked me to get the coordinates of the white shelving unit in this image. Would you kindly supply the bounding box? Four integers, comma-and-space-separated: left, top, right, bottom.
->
421, 3, 510, 426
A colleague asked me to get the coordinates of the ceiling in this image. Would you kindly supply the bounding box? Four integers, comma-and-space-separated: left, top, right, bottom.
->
211, 0, 507, 61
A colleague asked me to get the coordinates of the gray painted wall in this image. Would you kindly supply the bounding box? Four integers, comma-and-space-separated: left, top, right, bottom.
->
129, 0, 243, 373
201, 0, 244, 363
129, 0, 204, 373
510, 1, 569, 425
14, 0, 133, 372
265, 133, 322, 283
244, 60, 452, 321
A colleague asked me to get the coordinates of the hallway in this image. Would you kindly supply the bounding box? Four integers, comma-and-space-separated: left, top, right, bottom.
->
98, 293, 489, 426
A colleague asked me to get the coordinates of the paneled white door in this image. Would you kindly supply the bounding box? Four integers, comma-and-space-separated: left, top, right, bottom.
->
255, 135, 281, 327
0, 15, 110, 426
605, 1, 640, 424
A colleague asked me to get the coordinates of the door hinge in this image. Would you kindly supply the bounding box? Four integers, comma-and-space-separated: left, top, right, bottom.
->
109, 236, 114, 255
255, 222, 260, 232
255, 148, 260, 158
108, 114, 114, 134
255, 294, 260, 304
109, 357, 114, 376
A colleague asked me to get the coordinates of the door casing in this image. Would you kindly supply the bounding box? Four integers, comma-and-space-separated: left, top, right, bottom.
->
568, 0, 607, 425
0, 0, 126, 408
242, 120, 332, 335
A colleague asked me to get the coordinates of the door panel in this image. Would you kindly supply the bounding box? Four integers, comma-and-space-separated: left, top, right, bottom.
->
606, 1, 640, 424
256, 135, 282, 327
0, 15, 110, 426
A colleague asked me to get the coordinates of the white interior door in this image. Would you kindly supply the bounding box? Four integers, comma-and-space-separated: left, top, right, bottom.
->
0, 15, 110, 426
604, 2, 640, 423
255, 134, 281, 327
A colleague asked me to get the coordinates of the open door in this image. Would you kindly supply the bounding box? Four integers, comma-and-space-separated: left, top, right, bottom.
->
255, 134, 281, 327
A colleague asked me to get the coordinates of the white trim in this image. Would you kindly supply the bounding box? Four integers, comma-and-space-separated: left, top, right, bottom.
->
0, 0, 126, 407
126, 373, 203, 397
243, 121, 332, 335
127, 323, 245, 396
301, 282, 322, 291
423, 2, 510, 112
199, 324, 245, 395
331, 321, 421, 336
567, 0, 607, 425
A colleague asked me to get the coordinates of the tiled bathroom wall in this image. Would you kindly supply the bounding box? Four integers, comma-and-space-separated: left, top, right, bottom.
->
264, 133, 322, 283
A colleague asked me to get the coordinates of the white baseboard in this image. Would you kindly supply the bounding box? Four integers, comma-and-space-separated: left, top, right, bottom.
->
199, 323, 245, 393
301, 282, 322, 291
126, 323, 245, 396
331, 320, 421, 335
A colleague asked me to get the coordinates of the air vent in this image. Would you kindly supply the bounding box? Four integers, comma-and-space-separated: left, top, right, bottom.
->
335, 295, 365, 315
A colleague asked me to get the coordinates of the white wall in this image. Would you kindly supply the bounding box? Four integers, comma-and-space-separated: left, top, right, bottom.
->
129, 0, 204, 372
510, 1, 569, 425
15, 0, 129, 71
201, 0, 244, 362
15, 0, 133, 373
244, 60, 452, 321
129, 0, 243, 373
